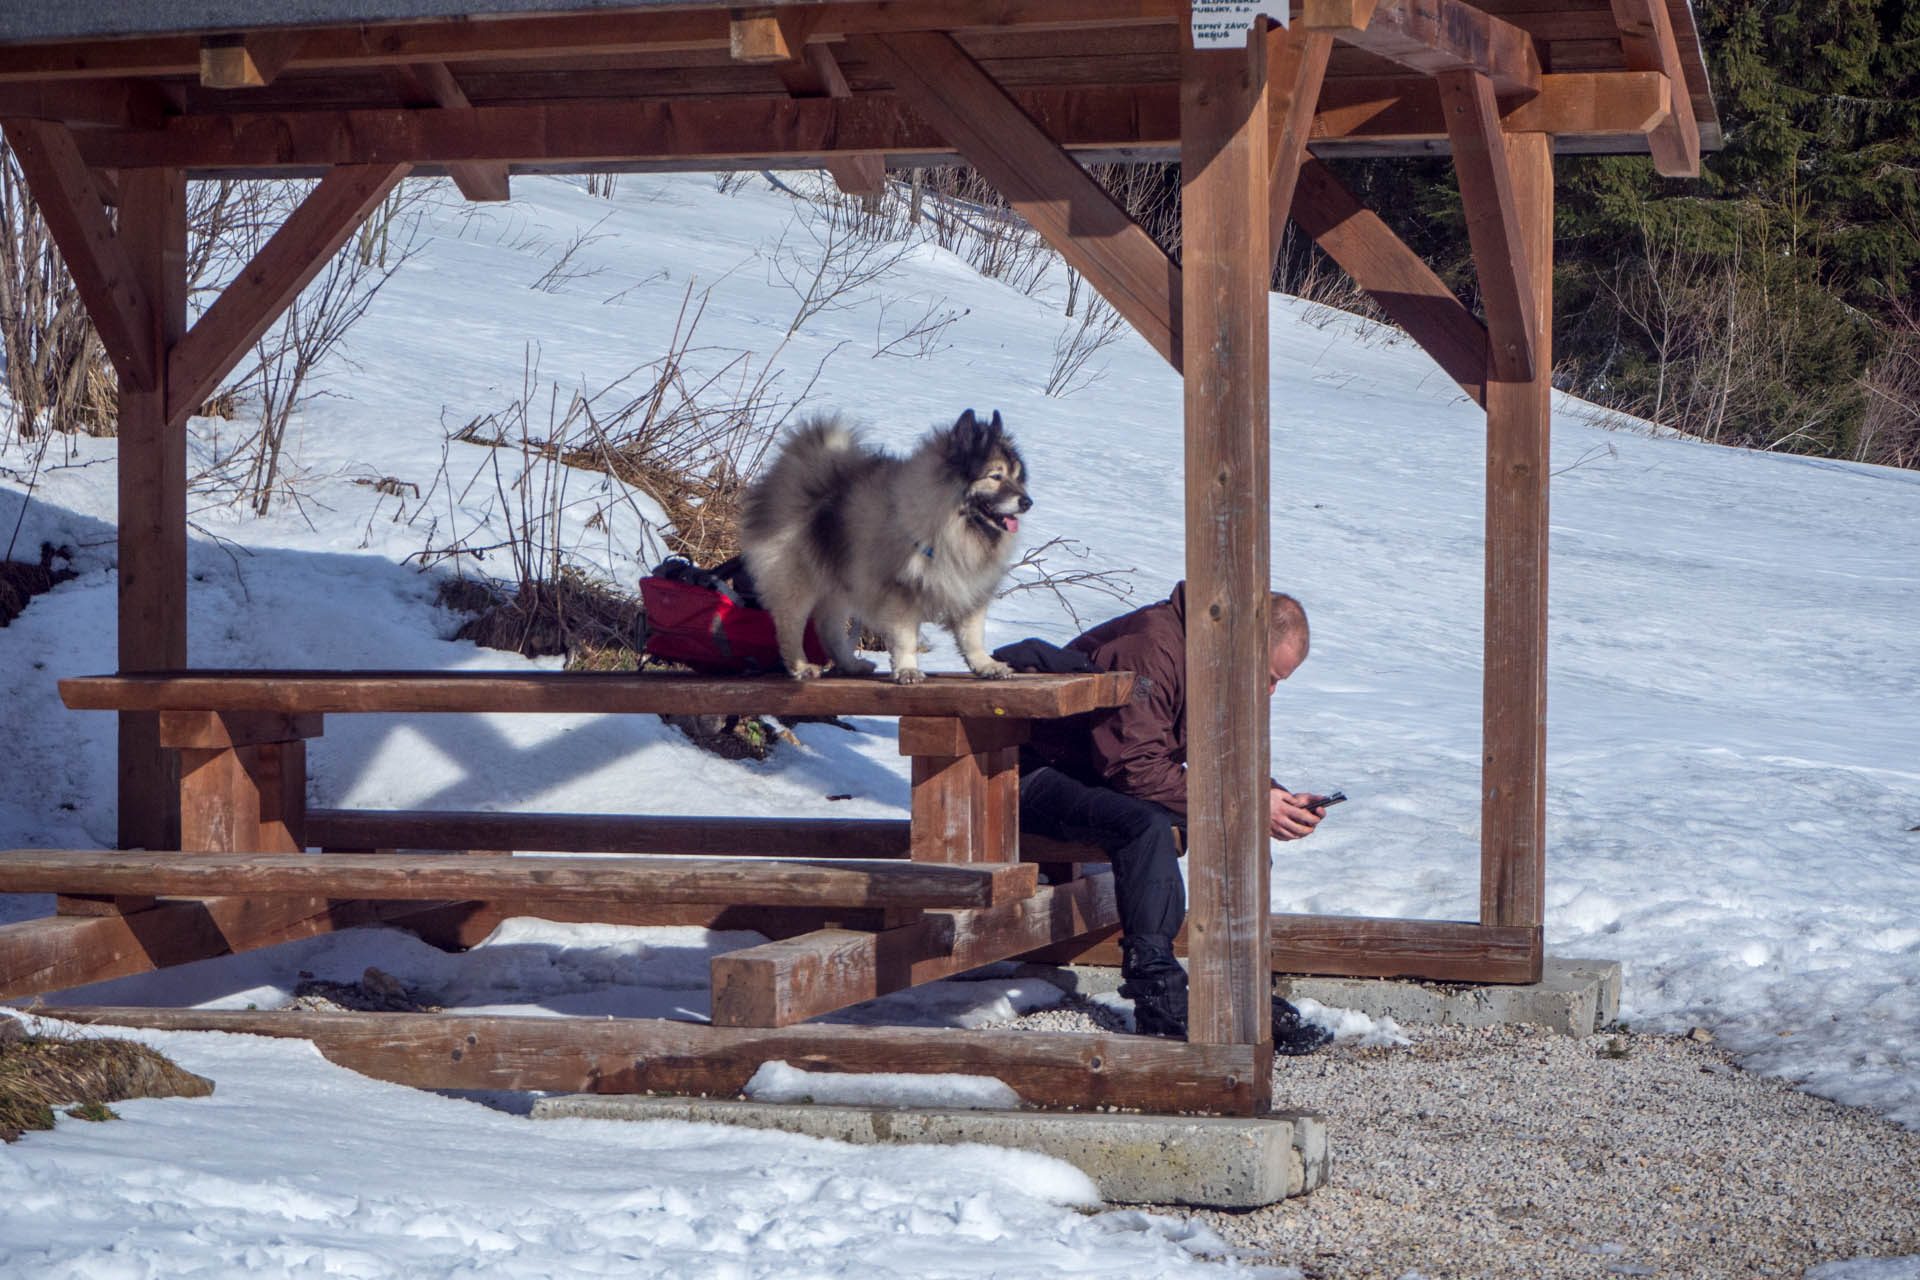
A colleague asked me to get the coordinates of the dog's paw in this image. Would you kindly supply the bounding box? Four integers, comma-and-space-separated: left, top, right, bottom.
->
835, 657, 878, 677
891, 667, 926, 685
968, 659, 1015, 680
786, 661, 828, 680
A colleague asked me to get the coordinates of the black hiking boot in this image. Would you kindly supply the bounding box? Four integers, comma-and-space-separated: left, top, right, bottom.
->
1118, 934, 1189, 1039
1272, 996, 1333, 1056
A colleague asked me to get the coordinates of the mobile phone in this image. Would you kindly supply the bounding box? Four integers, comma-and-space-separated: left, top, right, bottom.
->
1309, 791, 1347, 811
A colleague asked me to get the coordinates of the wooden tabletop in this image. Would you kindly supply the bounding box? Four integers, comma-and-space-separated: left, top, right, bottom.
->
58, 669, 1135, 719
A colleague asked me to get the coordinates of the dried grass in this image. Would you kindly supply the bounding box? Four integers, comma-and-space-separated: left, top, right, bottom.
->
0, 1020, 213, 1142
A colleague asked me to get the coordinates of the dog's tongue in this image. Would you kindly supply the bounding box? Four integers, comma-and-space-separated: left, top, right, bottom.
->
1002, 514, 1020, 533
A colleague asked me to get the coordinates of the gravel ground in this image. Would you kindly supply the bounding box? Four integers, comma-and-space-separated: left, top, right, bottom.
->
1004, 1001, 1920, 1279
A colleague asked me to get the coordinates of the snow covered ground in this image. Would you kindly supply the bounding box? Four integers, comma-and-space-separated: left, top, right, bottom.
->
2, 171, 1917, 1277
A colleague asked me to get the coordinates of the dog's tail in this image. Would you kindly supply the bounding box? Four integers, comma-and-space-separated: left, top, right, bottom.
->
740, 414, 863, 542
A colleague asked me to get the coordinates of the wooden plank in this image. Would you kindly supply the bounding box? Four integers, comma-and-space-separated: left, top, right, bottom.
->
0, 896, 452, 1001
46, 1007, 1260, 1114
112, 165, 186, 853
1439, 69, 1536, 383
0, 80, 172, 129
58, 670, 1135, 720
1607, 0, 1699, 175
1303, 0, 1543, 95
66, 75, 1679, 174
0, 119, 155, 391
861, 30, 1183, 369
1266, 21, 1333, 275
199, 33, 306, 90
0, 851, 1040, 910
1180, 30, 1272, 1098
167, 163, 410, 428
306, 809, 910, 858
0, 2, 1183, 84
1480, 129, 1550, 961
390, 901, 895, 951
1034, 913, 1543, 984
909, 753, 984, 864
896, 715, 1030, 757
157, 710, 323, 750
1290, 158, 1487, 405
711, 871, 1119, 1026
401, 62, 510, 201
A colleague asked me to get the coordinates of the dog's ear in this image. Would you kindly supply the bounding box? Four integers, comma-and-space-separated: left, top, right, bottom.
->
954, 409, 979, 434
989, 410, 1003, 433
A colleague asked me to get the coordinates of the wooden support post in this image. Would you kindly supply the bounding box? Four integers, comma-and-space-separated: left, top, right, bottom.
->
113, 166, 187, 852
864, 30, 1183, 369
1480, 131, 1551, 969
199, 33, 306, 89
1439, 70, 1537, 383
1607, 0, 1700, 176
901, 716, 1030, 864
1180, 25, 1273, 1104
1265, 21, 1332, 275
908, 752, 984, 864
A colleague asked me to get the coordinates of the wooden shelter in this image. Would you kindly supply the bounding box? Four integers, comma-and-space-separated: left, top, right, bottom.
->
0, 0, 1714, 1115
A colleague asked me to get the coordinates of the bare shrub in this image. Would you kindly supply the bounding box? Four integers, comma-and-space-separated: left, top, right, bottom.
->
873, 294, 965, 360
190, 179, 432, 516
1044, 298, 1126, 397
997, 535, 1136, 630
768, 193, 915, 337
528, 212, 614, 293
1858, 299, 1920, 470
0, 145, 115, 438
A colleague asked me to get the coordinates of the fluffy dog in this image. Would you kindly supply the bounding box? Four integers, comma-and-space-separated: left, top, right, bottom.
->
739, 410, 1031, 684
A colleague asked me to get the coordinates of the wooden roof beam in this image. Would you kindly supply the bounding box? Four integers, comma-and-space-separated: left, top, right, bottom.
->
1302, 0, 1543, 97
775, 41, 886, 200
199, 32, 306, 90
0, 1, 1182, 84
1266, 21, 1333, 275
1607, 0, 1700, 175
730, 8, 809, 64
65, 73, 1675, 172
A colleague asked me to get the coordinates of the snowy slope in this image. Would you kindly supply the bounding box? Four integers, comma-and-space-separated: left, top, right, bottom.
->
1, 171, 1917, 1276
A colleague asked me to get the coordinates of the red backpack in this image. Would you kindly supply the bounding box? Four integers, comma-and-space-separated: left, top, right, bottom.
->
640, 557, 829, 675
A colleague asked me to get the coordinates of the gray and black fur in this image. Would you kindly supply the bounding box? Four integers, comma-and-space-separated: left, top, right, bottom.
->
739, 409, 1032, 683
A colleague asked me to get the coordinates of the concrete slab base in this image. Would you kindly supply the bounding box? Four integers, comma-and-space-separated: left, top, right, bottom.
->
1011, 955, 1622, 1038
531, 1095, 1328, 1208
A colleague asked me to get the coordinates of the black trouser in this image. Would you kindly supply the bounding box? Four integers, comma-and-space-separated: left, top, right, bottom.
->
1017, 765, 1186, 981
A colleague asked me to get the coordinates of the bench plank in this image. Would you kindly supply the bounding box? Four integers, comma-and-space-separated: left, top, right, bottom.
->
306, 809, 910, 859
60, 670, 1133, 719
0, 850, 1038, 910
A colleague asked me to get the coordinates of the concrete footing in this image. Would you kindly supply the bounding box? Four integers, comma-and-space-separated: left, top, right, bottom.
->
531, 1094, 1327, 1208
1012, 955, 1622, 1038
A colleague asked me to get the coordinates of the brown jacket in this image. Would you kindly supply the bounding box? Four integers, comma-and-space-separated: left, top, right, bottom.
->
1024, 582, 1190, 815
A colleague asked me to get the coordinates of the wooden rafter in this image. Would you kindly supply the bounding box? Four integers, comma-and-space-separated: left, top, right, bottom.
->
1289, 159, 1488, 405
1302, 0, 1543, 96
1266, 21, 1333, 273
399, 63, 510, 202
1607, 0, 1701, 176
0, 118, 156, 390
862, 30, 1182, 368
729, 8, 809, 63
1312, 71, 1670, 144
1438, 70, 1536, 383
167, 163, 409, 428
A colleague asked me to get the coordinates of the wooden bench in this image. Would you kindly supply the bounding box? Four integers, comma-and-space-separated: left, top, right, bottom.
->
18, 668, 1133, 1025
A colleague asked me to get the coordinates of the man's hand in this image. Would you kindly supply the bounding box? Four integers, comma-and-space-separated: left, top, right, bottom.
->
1269, 786, 1324, 841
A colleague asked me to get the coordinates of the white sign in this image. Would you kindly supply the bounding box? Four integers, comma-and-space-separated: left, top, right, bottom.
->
1190, 1, 1280, 47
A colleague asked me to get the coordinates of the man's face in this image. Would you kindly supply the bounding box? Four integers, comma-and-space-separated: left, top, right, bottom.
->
1268, 637, 1307, 696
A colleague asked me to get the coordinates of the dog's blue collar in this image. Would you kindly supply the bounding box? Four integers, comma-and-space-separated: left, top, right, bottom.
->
917, 542, 935, 558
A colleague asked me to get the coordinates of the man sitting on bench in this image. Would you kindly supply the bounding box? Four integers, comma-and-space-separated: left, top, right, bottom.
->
997, 583, 1334, 1053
